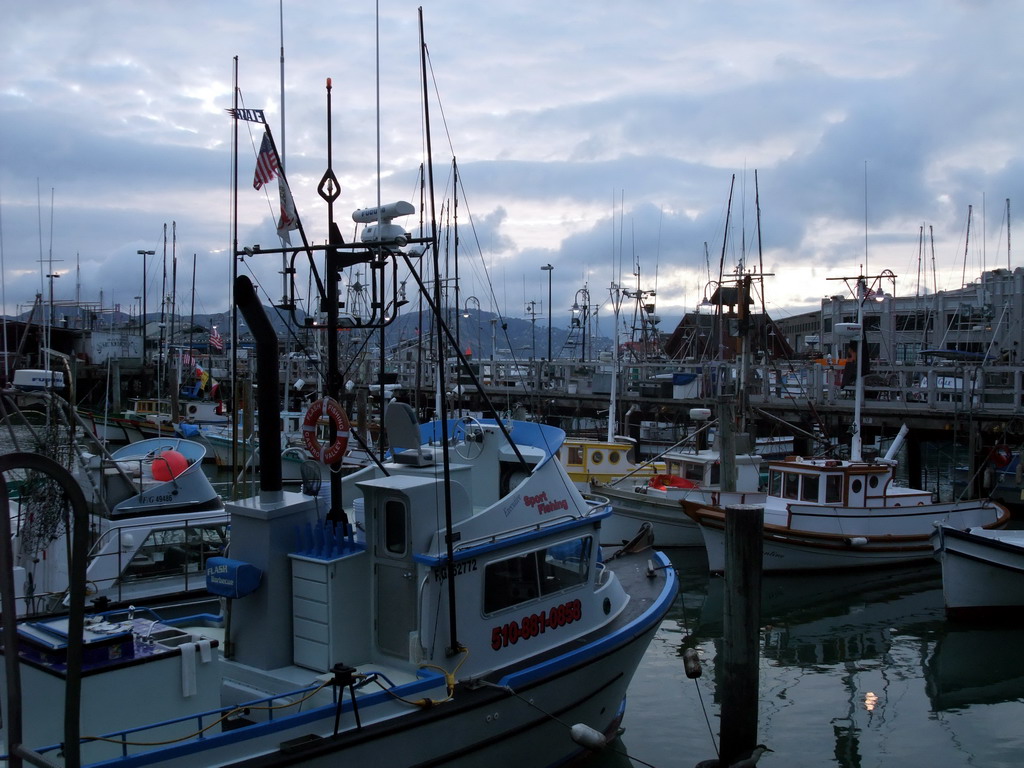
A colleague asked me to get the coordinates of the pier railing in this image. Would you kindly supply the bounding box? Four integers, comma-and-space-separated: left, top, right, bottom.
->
381, 356, 1024, 421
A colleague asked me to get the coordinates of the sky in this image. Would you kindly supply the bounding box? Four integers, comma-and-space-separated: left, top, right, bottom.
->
2, 0, 1022, 337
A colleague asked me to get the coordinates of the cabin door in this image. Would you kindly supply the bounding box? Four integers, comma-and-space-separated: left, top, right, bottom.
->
374, 496, 418, 658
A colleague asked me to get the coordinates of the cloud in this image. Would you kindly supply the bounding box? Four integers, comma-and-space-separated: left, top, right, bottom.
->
1, 0, 1022, 326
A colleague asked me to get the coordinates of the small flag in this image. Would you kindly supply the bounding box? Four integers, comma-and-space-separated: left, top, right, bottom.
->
210, 326, 224, 351
253, 133, 279, 190
226, 108, 267, 124
277, 175, 299, 244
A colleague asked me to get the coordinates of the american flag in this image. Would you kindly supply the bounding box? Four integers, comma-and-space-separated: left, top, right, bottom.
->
253, 133, 279, 190
210, 326, 224, 351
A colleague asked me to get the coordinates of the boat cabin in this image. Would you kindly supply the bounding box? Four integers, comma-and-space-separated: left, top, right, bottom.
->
663, 450, 763, 491
766, 457, 934, 507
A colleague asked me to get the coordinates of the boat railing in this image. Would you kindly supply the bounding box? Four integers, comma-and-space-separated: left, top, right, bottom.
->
451, 513, 586, 554
27, 681, 335, 763
53, 520, 228, 604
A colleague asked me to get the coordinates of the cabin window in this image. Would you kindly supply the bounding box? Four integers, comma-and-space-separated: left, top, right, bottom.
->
683, 462, 704, 483
769, 470, 783, 497
783, 472, 800, 500
868, 475, 879, 489
384, 499, 407, 555
825, 475, 843, 503
851, 478, 863, 494
483, 536, 592, 614
591, 451, 604, 465
709, 463, 720, 485
608, 451, 621, 465
122, 524, 228, 582
566, 446, 583, 466
800, 474, 819, 502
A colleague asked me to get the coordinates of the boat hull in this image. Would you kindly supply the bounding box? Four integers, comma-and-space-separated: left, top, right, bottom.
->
688, 500, 1010, 573
596, 483, 704, 547
931, 525, 1024, 619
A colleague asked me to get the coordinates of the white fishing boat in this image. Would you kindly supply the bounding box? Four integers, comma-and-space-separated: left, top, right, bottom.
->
929, 524, 1024, 619
686, 271, 1012, 573
686, 428, 1011, 573
0, 399, 678, 767
592, 413, 765, 547
8, 436, 227, 615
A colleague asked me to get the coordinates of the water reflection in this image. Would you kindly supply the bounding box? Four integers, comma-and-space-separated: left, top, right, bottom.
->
586, 549, 1024, 768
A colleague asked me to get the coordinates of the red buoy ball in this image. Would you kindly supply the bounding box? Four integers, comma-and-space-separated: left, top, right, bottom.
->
151, 449, 188, 481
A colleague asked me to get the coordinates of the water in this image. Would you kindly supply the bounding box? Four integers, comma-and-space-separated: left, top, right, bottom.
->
586, 548, 1024, 768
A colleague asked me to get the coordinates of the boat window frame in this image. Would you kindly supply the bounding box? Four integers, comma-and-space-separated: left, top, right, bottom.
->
783, 471, 800, 500
482, 535, 593, 616
825, 474, 843, 503
566, 445, 584, 467
383, 498, 408, 556
682, 462, 704, 483
800, 473, 820, 502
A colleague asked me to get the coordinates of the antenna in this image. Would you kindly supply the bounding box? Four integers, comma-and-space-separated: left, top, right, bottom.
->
863, 161, 869, 275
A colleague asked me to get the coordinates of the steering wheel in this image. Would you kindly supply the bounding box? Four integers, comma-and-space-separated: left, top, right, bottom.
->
453, 416, 485, 461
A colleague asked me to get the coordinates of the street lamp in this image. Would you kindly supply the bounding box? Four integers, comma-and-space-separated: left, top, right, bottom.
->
541, 264, 553, 360
462, 296, 481, 357
137, 249, 155, 353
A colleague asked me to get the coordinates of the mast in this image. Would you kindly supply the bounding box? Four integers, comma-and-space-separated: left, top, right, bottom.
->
607, 281, 623, 443
230, 56, 240, 495
169, 221, 179, 420
419, 5, 460, 656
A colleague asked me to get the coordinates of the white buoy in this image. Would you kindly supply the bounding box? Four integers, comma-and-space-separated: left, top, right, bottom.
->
569, 723, 607, 750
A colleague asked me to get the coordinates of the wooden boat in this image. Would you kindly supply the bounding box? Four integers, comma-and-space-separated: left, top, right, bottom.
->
686, 271, 1011, 572
929, 524, 1024, 619
685, 447, 1010, 572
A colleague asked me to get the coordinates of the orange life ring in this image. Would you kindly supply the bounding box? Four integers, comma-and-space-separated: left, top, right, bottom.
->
303, 397, 350, 464
990, 444, 1014, 469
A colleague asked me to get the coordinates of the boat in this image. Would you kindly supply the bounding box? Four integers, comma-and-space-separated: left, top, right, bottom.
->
193, 409, 372, 483
0, 28, 677, 759
8, 436, 228, 615
82, 396, 229, 446
0, 389, 678, 766
557, 434, 665, 491
686, 271, 1012, 573
685, 429, 1011, 573
929, 523, 1024, 619
592, 415, 765, 547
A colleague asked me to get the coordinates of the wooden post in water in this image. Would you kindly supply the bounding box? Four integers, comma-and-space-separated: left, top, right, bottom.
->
719, 503, 764, 766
